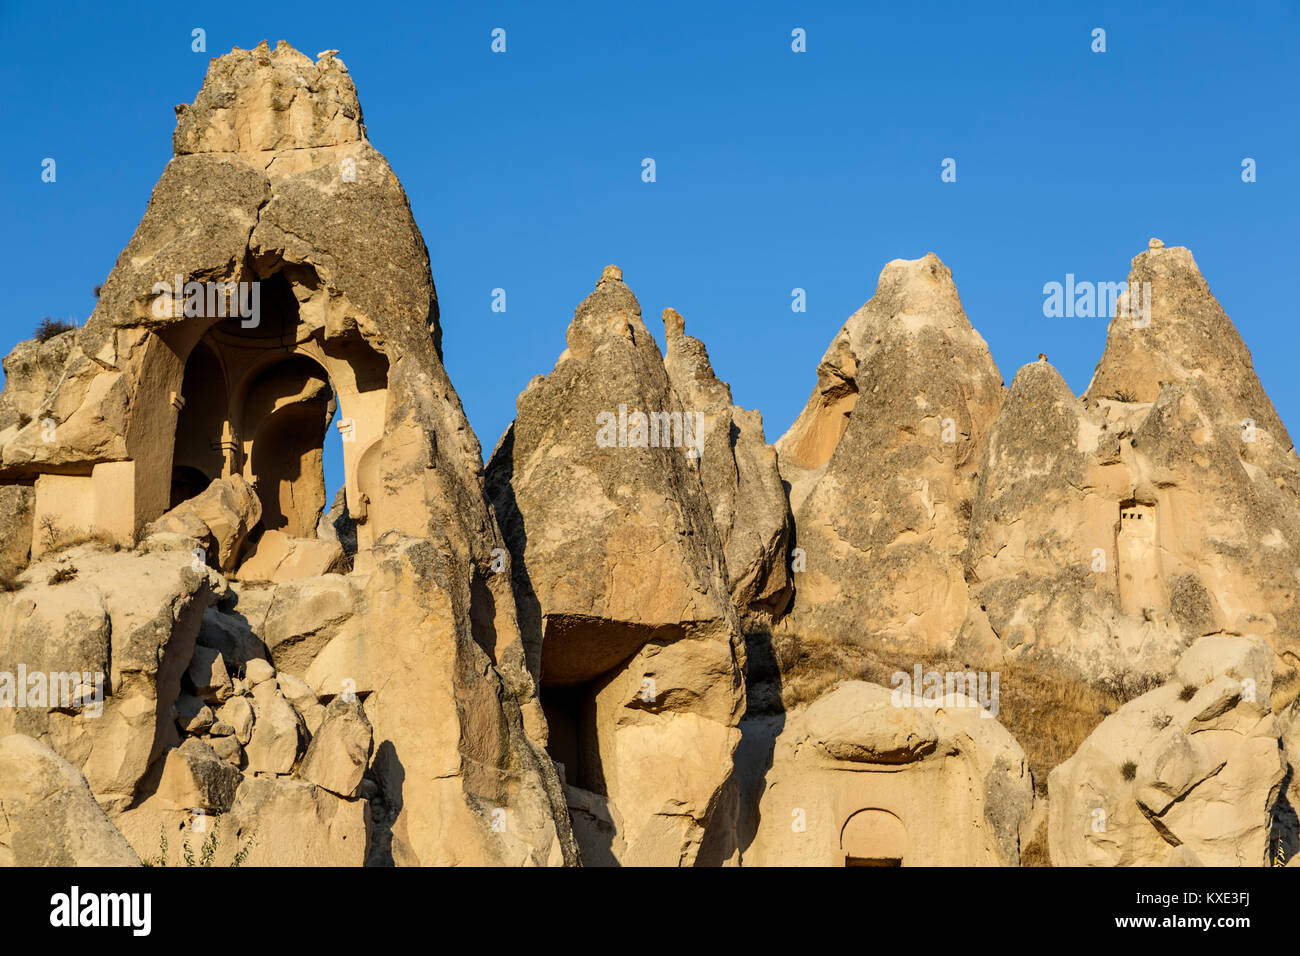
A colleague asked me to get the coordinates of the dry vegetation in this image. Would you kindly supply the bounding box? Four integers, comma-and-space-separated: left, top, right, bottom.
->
37, 520, 124, 557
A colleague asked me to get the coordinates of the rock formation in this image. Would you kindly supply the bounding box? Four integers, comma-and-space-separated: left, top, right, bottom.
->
0, 40, 1294, 869
742, 681, 1033, 866
1049, 634, 1285, 866
0, 41, 573, 868
774, 254, 1005, 680
485, 267, 748, 866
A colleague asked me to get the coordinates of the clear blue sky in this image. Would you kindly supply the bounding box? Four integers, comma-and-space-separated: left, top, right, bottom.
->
3, 1, 1297, 497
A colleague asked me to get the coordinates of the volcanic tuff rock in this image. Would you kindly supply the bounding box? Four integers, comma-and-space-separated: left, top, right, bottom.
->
0, 734, 141, 866
1048, 634, 1285, 866
486, 266, 747, 866
774, 253, 1005, 672
0, 545, 213, 813
0, 41, 575, 868
0, 38, 1295, 869
145, 475, 262, 573
959, 245, 1300, 689
742, 682, 1033, 866
662, 308, 793, 622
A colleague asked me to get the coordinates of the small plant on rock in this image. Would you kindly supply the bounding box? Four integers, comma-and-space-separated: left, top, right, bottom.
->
47, 565, 77, 585
35, 318, 76, 343
38, 516, 59, 553
1120, 760, 1138, 782
143, 818, 256, 867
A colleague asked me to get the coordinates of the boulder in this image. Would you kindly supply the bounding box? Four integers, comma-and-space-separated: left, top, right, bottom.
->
216, 695, 254, 746
235, 531, 346, 583
187, 646, 233, 704
0, 734, 140, 866
245, 680, 305, 775
153, 738, 242, 812
276, 672, 325, 735
144, 475, 261, 573
244, 658, 275, 685
211, 735, 243, 767
174, 694, 214, 734
297, 697, 373, 797
260, 574, 355, 674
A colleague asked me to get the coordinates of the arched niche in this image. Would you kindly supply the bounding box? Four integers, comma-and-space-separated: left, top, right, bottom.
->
354, 438, 384, 548
161, 258, 390, 548
239, 355, 335, 537
171, 341, 228, 506
840, 808, 908, 867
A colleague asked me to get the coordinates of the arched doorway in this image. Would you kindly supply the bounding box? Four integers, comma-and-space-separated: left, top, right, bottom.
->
841, 808, 908, 866
171, 341, 229, 508
240, 355, 335, 537
163, 261, 391, 570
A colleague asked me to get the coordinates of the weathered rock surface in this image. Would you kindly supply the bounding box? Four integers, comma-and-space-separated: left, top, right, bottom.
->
145, 475, 261, 573
245, 680, 306, 775
153, 737, 242, 812
0, 546, 212, 812
662, 308, 792, 621
0, 34, 1294, 873
0, 485, 35, 572
0, 734, 141, 866
487, 267, 747, 866
235, 531, 346, 583
302, 535, 575, 865
298, 697, 372, 797
742, 682, 1033, 865
259, 573, 356, 674
775, 254, 1005, 677
1048, 634, 1285, 866
223, 775, 369, 866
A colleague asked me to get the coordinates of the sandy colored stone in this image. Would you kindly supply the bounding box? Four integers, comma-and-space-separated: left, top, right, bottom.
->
174, 694, 214, 734
1048, 634, 1283, 866
0, 547, 212, 812
245, 680, 305, 775
662, 308, 792, 620
153, 737, 242, 812
773, 254, 1005, 689
217, 695, 255, 746
486, 268, 746, 866
187, 646, 233, 704
235, 531, 346, 583
244, 658, 275, 685
743, 682, 1033, 866
297, 697, 372, 797
259, 573, 355, 674
0, 734, 141, 866
223, 775, 369, 866
0, 40, 578, 868
145, 475, 261, 573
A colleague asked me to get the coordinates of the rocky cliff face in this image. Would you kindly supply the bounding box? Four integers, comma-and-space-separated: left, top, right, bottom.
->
0, 43, 1295, 869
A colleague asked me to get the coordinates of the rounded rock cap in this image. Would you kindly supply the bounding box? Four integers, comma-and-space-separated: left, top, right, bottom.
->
1149, 237, 1164, 250
599, 264, 623, 284
663, 307, 685, 338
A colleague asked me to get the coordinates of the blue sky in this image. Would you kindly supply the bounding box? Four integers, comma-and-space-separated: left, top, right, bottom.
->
3, 1, 1297, 495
